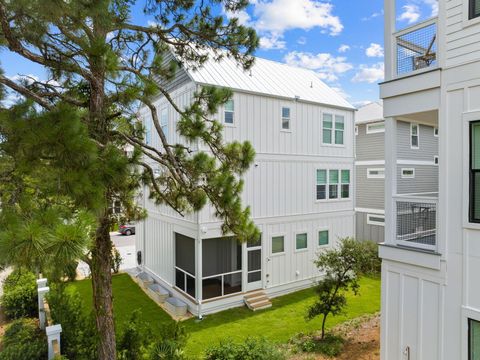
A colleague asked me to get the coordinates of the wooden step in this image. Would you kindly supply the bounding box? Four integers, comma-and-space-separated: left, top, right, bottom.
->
244, 290, 272, 311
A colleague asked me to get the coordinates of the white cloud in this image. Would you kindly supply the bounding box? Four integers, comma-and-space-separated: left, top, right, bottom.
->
362, 10, 383, 21
423, 0, 439, 16
297, 36, 307, 45
352, 100, 375, 108
253, 0, 343, 36
330, 85, 350, 100
223, 6, 252, 26
398, 4, 420, 24
366, 43, 384, 58
338, 44, 350, 53
259, 33, 286, 50
284, 51, 353, 82
352, 62, 385, 83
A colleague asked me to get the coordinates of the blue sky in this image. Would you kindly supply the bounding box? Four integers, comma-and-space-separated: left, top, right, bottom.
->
1, 0, 439, 108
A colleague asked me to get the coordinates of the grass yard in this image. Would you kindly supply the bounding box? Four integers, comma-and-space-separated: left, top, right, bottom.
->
69, 274, 380, 358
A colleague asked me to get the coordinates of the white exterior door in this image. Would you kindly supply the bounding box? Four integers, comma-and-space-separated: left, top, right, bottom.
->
246, 237, 262, 291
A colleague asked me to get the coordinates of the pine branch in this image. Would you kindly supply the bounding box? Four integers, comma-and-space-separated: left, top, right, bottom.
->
0, 74, 53, 109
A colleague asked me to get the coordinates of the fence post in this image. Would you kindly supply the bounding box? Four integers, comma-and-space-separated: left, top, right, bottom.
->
37, 278, 49, 330
46, 324, 62, 359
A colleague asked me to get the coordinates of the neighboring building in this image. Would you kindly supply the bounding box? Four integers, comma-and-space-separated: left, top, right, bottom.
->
380, 1, 480, 359
355, 102, 438, 243
136, 54, 356, 316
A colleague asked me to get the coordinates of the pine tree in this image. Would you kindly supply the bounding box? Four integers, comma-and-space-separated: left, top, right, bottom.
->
0, 1, 258, 359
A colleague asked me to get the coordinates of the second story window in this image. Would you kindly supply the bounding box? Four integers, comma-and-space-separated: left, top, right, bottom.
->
470, 121, 480, 223
282, 107, 290, 130
470, 0, 480, 19
329, 170, 339, 199
224, 99, 234, 124
160, 108, 168, 138
411, 123, 419, 149
341, 170, 350, 198
316, 169, 327, 200
366, 122, 385, 134
323, 113, 344, 145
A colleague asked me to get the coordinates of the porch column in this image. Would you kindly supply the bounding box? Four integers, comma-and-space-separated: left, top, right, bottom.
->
46, 324, 62, 359
384, 117, 398, 245
384, 0, 396, 80
37, 278, 49, 330
196, 235, 203, 317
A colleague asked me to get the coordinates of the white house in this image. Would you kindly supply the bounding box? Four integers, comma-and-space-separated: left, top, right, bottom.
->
380, 0, 480, 359
136, 54, 356, 316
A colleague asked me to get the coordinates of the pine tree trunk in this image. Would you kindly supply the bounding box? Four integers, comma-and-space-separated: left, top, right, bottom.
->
91, 214, 116, 360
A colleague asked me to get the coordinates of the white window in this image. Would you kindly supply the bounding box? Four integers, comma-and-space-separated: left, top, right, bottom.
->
282, 107, 290, 130
316, 169, 350, 200
366, 122, 385, 134
160, 108, 168, 138
295, 233, 308, 250
401, 168, 415, 178
316, 169, 327, 200
367, 168, 385, 179
411, 123, 419, 149
272, 236, 285, 254
329, 170, 339, 199
224, 99, 234, 124
145, 119, 152, 145
341, 170, 350, 198
367, 214, 385, 226
323, 113, 344, 145
355, 125, 359, 136
434, 127, 439, 137
434, 155, 439, 165
318, 230, 329, 246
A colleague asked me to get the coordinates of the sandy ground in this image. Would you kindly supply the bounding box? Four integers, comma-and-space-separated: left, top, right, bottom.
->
289, 314, 380, 360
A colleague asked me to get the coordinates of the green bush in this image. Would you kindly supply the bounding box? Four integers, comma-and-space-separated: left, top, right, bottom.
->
111, 246, 122, 274
0, 318, 47, 360
1, 269, 37, 319
291, 333, 344, 357
144, 322, 187, 360
47, 285, 97, 360
117, 310, 151, 360
357, 241, 381, 276
205, 337, 285, 360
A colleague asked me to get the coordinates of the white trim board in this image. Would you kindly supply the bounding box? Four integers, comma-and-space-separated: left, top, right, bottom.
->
355, 208, 385, 215
355, 159, 438, 166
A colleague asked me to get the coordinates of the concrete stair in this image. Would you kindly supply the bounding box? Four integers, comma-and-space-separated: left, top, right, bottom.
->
244, 290, 272, 311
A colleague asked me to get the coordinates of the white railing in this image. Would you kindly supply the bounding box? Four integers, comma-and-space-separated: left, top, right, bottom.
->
394, 17, 438, 76
202, 270, 242, 299
174, 266, 195, 297
393, 194, 439, 252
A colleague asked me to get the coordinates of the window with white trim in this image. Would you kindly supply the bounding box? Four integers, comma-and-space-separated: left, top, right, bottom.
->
367, 168, 385, 179
411, 123, 419, 149
296, 233, 308, 250
367, 214, 385, 226
160, 108, 168, 138
366, 122, 385, 134
401, 168, 415, 178
434, 155, 439, 165
434, 127, 439, 137
470, 0, 480, 19
323, 114, 344, 145
272, 236, 285, 254
470, 121, 480, 223
318, 230, 329, 246
224, 99, 234, 124
282, 107, 290, 130
316, 169, 350, 200
145, 119, 152, 145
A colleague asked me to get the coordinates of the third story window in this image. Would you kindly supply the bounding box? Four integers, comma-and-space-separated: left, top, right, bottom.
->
411, 123, 419, 148
318, 230, 329, 246
366, 122, 385, 134
470, 0, 480, 19
401, 168, 415, 178
224, 99, 234, 124
323, 114, 345, 145
470, 121, 480, 223
341, 170, 350, 198
282, 107, 290, 130
296, 233, 308, 250
367, 168, 385, 179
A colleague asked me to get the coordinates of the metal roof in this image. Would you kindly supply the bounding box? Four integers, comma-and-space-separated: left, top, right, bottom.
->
355, 101, 384, 124
184, 55, 355, 110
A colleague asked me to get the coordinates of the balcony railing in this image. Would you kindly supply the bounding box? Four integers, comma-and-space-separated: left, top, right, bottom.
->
202, 270, 242, 300
394, 193, 438, 251
395, 17, 438, 76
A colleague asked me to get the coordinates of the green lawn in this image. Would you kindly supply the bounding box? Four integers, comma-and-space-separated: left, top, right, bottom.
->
70, 274, 380, 358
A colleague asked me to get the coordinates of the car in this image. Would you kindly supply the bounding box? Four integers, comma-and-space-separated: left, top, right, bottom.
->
119, 224, 135, 236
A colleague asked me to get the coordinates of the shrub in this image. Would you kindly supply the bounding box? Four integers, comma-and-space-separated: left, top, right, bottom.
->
290, 333, 344, 357
1, 269, 37, 319
205, 337, 285, 360
0, 318, 47, 360
47, 285, 97, 360
117, 310, 151, 360
357, 241, 381, 276
144, 322, 187, 360
111, 246, 122, 274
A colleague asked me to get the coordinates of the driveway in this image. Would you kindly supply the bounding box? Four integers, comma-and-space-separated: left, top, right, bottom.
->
77, 232, 136, 278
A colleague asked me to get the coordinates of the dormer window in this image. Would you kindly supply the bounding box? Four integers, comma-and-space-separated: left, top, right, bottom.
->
224, 99, 234, 124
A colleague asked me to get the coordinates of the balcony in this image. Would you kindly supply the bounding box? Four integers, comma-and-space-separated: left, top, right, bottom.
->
393, 193, 438, 252
395, 17, 438, 76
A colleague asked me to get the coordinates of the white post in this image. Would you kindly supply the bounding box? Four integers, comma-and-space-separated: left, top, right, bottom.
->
37, 279, 49, 330
46, 324, 62, 359
384, 0, 396, 80
384, 117, 398, 245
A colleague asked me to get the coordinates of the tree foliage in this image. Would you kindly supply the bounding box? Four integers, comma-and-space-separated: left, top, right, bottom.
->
307, 238, 374, 339
0, 1, 259, 358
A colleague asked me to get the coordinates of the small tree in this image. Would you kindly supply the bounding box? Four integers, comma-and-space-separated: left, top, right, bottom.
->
307, 238, 371, 339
